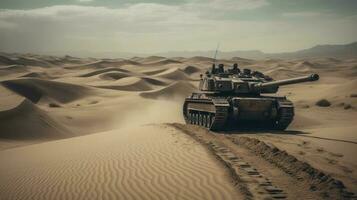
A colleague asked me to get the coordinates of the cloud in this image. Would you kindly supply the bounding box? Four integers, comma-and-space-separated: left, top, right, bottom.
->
185, 0, 268, 11
78, 0, 94, 2
0, 1, 356, 54
0, 4, 206, 53
0, 4, 196, 34
282, 11, 322, 18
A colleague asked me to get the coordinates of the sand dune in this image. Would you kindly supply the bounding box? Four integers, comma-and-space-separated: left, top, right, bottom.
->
183, 65, 201, 74
231, 56, 254, 62
0, 55, 52, 67
0, 55, 16, 65
21, 72, 55, 79
129, 56, 144, 62
141, 68, 169, 75
260, 58, 283, 65
98, 72, 132, 80
169, 57, 186, 62
0, 125, 240, 200
231, 57, 255, 65
94, 77, 153, 91
0, 53, 357, 199
154, 67, 192, 80
264, 67, 310, 79
135, 56, 167, 63
141, 77, 170, 86
184, 56, 215, 63
0, 65, 29, 77
130, 56, 182, 66
316, 79, 357, 107
78, 67, 131, 77
65, 60, 140, 70
140, 81, 196, 100
0, 64, 27, 71
59, 55, 85, 65
143, 58, 182, 66
1, 78, 94, 104
0, 98, 71, 140
14, 56, 53, 67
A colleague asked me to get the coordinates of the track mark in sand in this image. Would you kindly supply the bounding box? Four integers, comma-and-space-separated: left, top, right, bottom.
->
170, 123, 287, 199
230, 136, 357, 199
208, 142, 287, 199
170, 123, 357, 200
328, 152, 344, 158
325, 157, 338, 165
295, 134, 357, 145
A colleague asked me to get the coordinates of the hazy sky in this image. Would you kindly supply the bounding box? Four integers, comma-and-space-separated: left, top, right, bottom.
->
0, 0, 356, 54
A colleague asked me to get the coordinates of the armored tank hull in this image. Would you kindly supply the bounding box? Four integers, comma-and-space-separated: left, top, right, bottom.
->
182, 63, 318, 131
183, 94, 294, 130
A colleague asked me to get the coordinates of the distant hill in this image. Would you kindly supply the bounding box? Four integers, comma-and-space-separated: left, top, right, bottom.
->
2, 42, 356, 60
156, 50, 266, 60
156, 42, 357, 59
267, 42, 357, 59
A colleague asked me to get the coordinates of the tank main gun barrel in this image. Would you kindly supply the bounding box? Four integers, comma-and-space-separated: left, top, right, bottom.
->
254, 74, 319, 89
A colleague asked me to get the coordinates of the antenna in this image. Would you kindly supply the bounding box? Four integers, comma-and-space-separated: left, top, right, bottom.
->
213, 43, 220, 66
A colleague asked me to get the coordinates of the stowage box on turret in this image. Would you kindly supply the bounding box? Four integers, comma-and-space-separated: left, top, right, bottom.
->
183, 63, 319, 130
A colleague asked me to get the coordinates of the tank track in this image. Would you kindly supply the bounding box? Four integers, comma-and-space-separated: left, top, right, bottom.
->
184, 98, 294, 131
183, 98, 229, 131
273, 99, 294, 130
210, 106, 229, 130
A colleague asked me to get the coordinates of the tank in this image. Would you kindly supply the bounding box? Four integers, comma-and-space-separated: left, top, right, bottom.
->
183, 63, 319, 130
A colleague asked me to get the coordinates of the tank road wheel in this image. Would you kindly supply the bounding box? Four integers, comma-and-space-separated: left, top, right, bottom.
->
210, 106, 229, 131
205, 114, 209, 128
203, 114, 207, 128
197, 113, 200, 126
194, 113, 198, 125
199, 113, 202, 126
200, 113, 204, 126
208, 114, 213, 128
273, 101, 294, 130
189, 112, 193, 124
206, 114, 210, 128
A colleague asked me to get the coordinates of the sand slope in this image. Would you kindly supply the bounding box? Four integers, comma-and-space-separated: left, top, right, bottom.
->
94, 77, 153, 91
0, 86, 72, 141
1, 78, 94, 104
0, 98, 72, 140
140, 81, 196, 100
0, 125, 241, 200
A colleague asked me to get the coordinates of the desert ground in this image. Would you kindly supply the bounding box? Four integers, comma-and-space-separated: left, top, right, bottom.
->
0, 52, 356, 199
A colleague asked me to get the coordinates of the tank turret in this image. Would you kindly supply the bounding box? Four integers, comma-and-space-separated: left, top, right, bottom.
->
199, 64, 318, 94
183, 63, 319, 131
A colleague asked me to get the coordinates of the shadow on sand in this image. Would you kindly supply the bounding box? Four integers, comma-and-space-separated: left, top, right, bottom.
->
220, 127, 357, 145
218, 127, 310, 135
